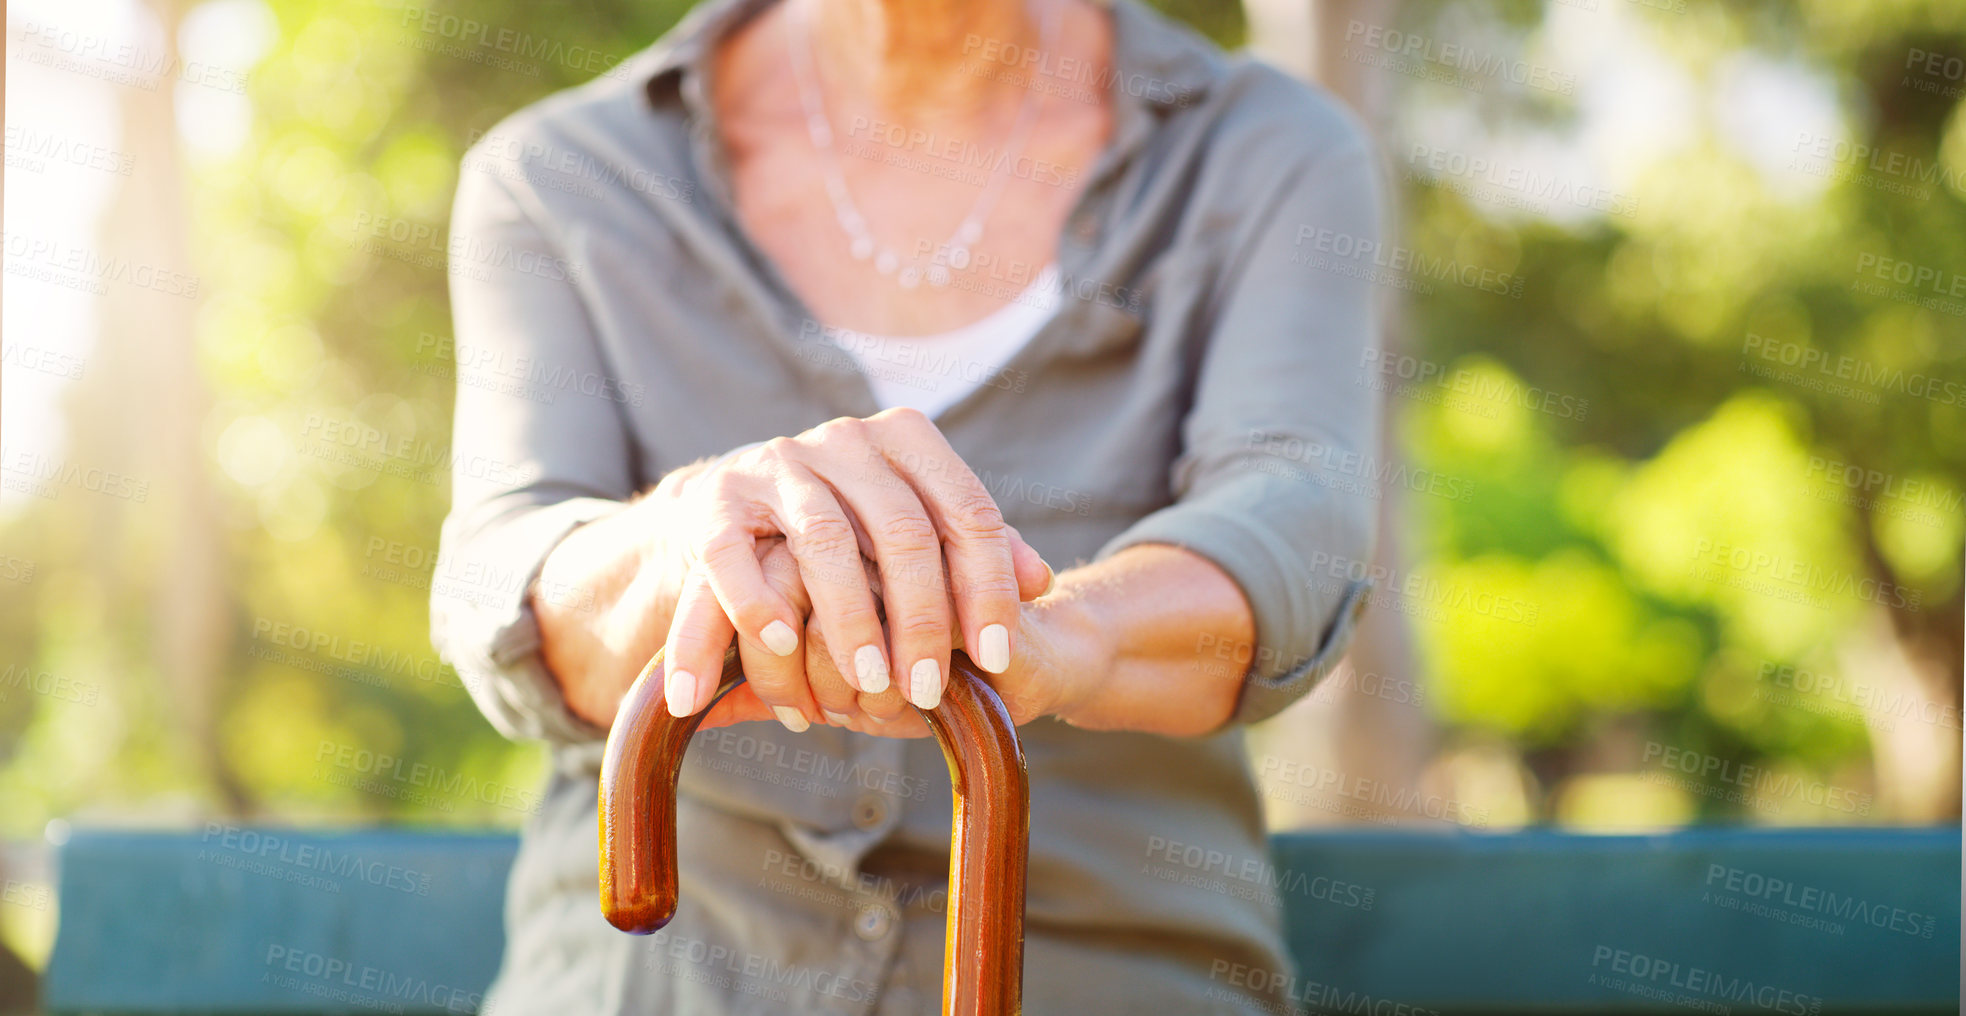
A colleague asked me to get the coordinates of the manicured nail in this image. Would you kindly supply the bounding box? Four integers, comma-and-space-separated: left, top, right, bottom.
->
772, 706, 810, 733
823, 710, 852, 726
977, 623, 1011, 673
666, 669, 699, 718
760, 620, 798, 657
855, 644, 889, 694
909, 659, 942, 710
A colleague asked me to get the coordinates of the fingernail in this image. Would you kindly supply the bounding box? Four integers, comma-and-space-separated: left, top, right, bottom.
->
772, 706, 810, 733
760, 620, 798, 657
666, 669, 698, 718
1040, 562, 1056, 597
977, 623, 1011, 673
823, 710, 852, 726
855, 644, 889, 694
910, 658, 942, 710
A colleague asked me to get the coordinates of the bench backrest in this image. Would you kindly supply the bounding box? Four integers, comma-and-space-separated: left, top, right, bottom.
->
43, 827, 1960, 1013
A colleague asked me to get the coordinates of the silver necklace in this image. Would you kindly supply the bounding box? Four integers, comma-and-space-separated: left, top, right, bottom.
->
784, 0, 1060, 289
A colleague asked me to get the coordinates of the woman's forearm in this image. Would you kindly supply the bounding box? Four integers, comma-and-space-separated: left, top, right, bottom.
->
532, 461, 712, 729
1037, 544, 1257, 738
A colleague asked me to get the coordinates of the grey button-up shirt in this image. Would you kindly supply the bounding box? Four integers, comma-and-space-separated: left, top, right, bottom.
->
430, 0, 1385, 1012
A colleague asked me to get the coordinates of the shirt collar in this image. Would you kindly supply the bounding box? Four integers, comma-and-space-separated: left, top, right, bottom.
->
637, 0, 1218, 114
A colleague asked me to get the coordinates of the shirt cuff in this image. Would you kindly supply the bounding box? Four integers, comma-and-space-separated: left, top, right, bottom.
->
432, 496, 625, 746
1095, 492, 1374, 727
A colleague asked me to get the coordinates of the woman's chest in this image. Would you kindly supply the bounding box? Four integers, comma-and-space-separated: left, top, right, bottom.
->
717, 105, 1104, 337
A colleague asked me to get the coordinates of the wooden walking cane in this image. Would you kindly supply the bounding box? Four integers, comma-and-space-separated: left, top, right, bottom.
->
599, 644, 1030, 1016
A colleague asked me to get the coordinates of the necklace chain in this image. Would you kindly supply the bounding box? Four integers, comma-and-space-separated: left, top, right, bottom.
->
784, 1, 1060, 289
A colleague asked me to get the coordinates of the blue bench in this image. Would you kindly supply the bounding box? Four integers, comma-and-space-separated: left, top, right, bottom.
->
44, 826, 1959, 1013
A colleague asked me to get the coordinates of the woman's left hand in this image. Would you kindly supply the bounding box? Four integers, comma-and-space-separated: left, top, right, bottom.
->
694, 538, 1108, 738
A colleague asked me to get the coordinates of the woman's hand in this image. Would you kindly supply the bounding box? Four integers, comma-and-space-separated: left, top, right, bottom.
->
661, 407, 1050, 724
695, 540, 1260, 741
695, 537, 1100, 738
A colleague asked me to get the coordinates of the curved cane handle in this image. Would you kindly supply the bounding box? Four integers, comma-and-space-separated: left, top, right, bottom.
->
599, 645, 1029, 1016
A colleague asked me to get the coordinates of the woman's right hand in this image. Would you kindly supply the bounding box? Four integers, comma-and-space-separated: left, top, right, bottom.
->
660, 407, 1050, 725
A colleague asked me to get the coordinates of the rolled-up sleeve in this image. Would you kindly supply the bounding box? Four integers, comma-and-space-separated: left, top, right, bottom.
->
1097, 123, 1386, 725
430, 145, 633, 747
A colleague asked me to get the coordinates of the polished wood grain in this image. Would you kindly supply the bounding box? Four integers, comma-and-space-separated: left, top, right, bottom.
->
599, 644, 1029, 1016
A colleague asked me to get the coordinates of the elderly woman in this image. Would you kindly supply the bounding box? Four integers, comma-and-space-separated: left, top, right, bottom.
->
432, 0, 1383, 1010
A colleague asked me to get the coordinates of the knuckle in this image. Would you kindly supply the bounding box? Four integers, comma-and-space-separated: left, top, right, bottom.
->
829, 599, 882, 634
953, 571, 1020, 600
790, 515, 856, 556
811, 416, 869, 446
944, 491, 1008, 536
892, 610, 949, 642
698, 527, 751, 565
702, 467, 745, 499
873, 512, 940, 554
757, 435, 798, 463
872, 406, 931, 432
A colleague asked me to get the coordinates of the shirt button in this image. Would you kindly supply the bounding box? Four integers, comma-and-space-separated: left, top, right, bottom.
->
854, 904, 894, 941
851, 794, 889, 830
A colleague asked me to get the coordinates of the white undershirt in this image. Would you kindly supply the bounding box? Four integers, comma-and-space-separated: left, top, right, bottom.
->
820, 266, 1063, 420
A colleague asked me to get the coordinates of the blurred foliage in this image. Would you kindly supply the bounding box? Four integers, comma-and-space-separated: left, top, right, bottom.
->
0, 0, 1958, 848
1391, 0, 1963, 822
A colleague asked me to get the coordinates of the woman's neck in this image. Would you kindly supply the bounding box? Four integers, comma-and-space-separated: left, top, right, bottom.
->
796, 0, 1046, 119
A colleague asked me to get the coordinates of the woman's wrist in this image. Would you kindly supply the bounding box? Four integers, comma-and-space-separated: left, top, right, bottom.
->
1020, 579, 1120, 728
532, 459, 717, 727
